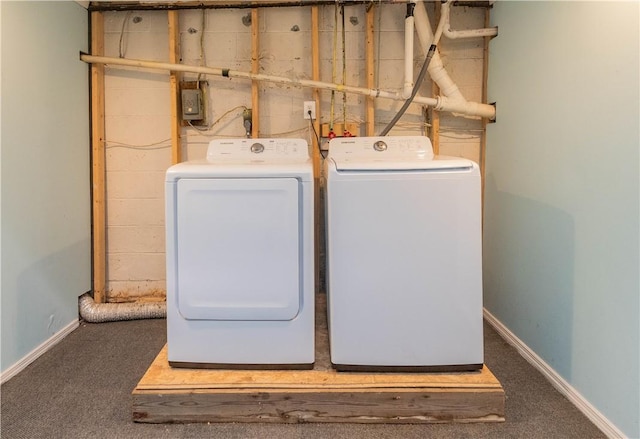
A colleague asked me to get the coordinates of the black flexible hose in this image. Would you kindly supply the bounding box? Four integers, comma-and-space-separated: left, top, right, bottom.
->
379, 44, 437, 136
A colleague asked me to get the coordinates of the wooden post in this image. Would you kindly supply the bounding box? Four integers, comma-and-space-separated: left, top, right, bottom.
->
480, 7, 491, 219
91, 11, 106, 303
365, 5, 375, 136
168, 11, 182, 164
251, 8, 260, 137
311, 5, 321, 293
311, 6, 321, 170
428, 1, 441, 154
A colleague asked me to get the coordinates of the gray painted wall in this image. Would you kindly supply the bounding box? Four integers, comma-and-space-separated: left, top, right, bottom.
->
484, 2, 639, 437
1, 1, 91, 373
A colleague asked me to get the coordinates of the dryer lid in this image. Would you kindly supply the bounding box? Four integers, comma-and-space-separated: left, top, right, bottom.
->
207, 138, 309, 162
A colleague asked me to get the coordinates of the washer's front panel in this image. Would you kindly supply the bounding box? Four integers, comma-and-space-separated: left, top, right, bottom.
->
175, 177, 300, 321
326, 169, 483, 368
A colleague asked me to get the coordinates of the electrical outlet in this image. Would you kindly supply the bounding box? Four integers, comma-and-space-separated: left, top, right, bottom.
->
303, 101, 316, 120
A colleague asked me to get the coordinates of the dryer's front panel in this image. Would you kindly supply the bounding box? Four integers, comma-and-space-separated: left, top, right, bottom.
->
175, 177, 300, 321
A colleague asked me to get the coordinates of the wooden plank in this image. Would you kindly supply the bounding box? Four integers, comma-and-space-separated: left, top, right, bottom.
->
251, 8, 260, 138
137, 345, 502, 391
90, 1, 399, 12
91, 11, 106, 303
168, 10, 181, 164
133, 388, 505, 424
132, 296, 504, 423
365, 4, 375, 136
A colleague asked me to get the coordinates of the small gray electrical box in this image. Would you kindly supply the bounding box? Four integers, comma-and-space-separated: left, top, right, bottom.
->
181, 88, 204, 121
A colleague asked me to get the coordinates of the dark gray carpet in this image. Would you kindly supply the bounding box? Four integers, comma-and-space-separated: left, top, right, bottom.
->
1, 317, 605, 438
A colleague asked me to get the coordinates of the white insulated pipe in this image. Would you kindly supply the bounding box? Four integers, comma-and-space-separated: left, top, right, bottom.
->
80, 54, 495, 119
402, 1, 416, 99
414, 1, 465, 104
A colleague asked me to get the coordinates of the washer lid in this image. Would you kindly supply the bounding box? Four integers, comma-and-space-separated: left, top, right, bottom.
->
332, 156, 475, 171
328, 136, 473, 171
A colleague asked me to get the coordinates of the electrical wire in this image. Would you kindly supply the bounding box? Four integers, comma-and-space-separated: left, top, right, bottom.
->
308, 112, 321, 150
106, 139, 172, 150
187, 105, 248, 132
197, 9, 206, 87
118, 11, 132, 58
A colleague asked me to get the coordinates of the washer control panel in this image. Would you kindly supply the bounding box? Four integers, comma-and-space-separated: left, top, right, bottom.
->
328, 136, 434, 160
207, 138, 309, 161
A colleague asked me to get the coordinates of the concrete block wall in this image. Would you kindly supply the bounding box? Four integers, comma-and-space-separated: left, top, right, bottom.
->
102, 4, 488, 301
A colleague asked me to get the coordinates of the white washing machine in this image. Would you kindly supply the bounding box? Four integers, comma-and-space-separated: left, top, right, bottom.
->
324, 136, 483, 372
165, 138, 314, 369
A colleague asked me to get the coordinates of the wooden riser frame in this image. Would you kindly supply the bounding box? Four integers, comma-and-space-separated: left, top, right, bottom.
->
133, 297, 505, 424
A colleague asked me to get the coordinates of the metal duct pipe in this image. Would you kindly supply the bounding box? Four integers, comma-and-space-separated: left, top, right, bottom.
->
79, 293, 166, 323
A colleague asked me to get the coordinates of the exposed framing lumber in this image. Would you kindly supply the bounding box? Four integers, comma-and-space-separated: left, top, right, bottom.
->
90, 11, 106, 304
89, 1, 400, 12
311, 5, 321, 293
480, 7, 491, 215
428, 1, 441, 154
168, 11, 182, 164
251, 8, 260, 138
365, 4, 375, 136
311, 6, 321, 159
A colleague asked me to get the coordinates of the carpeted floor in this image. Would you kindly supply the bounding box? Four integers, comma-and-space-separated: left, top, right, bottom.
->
1, 316, 605, 438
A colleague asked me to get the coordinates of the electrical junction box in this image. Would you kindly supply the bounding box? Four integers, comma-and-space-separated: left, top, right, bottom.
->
181, 88, 204, 121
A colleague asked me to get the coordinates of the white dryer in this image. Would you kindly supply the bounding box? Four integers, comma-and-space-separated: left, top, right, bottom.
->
165, 138, 314, 369
324, 136, 483, 372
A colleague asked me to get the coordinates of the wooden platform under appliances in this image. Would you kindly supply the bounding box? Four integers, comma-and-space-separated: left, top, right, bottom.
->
133, 297, 505, 424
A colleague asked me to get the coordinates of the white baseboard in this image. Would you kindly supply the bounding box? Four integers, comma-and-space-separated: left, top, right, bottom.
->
483, 308, 627, 439
1, 319, 79, 384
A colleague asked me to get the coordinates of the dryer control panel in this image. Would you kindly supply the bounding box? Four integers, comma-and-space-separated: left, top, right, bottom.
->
207, 138, 309, 161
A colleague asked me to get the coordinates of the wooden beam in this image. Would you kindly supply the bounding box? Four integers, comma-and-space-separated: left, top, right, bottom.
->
311, 6, 321, 170
365, 4, 375, 136
251, 8, 260, 138
89, 1, 399, 12
480, 7, 491, 219
429, 1, 441, 155
311, 5, 321, 294
91, 11, 106, 304
168, 11, 182, 164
